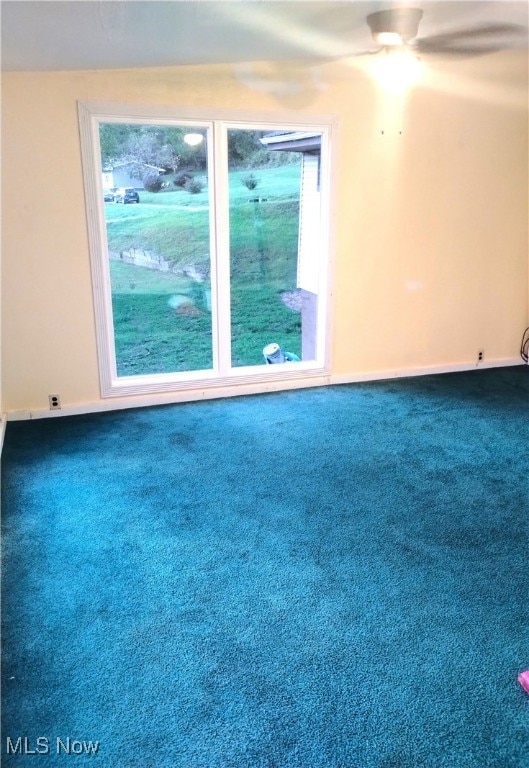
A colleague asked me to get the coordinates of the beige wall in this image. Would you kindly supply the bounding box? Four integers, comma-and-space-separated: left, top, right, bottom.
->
2, 53, 528, 415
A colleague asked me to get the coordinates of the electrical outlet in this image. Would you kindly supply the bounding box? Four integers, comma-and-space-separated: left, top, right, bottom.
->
478, 350, 484, 362
48, 394, 61, 410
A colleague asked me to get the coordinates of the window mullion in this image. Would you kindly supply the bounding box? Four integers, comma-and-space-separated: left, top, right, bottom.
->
212, 122, 232, 376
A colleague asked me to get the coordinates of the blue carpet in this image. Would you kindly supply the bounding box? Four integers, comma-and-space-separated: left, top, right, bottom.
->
2, 367, 529, 767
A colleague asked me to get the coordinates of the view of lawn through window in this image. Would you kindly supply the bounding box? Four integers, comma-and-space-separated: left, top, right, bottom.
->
100, 121, 322, 378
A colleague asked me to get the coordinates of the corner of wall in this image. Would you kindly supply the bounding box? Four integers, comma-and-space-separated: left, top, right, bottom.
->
0, 413, 7, 456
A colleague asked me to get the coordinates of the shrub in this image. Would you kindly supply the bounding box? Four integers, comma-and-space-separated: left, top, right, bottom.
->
187, 178, 204, 195
143, 172, 163, 193
174, 172, 193, 188
241, 173, 259, 190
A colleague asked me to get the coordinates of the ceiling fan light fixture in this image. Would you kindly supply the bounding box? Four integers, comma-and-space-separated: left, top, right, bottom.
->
367, 8, 424, 45
374, 31, 404, 47
370, 48, 422, 91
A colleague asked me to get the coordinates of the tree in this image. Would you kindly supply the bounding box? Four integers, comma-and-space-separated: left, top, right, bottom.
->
99, 123, 272, 174
227, 130, 267, 167
99, 123, 207, 172
100, 123, 136, 165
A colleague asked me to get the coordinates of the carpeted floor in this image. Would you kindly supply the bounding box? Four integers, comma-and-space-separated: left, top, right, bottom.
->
2, 366, 528, 767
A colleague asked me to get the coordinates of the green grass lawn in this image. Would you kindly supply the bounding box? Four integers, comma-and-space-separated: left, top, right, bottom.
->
111, 290, 214, 376
106, 205, 209, 264
106, 164, 303, 375
111, 277, 301, 376
230, 284, 302, 367
228, 164, 301, 202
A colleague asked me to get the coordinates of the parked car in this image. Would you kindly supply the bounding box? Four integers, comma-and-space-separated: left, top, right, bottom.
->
103, 188, 117, 202
114, 187, 140, 204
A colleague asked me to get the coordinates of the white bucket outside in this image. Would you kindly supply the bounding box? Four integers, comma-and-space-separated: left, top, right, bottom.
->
263, 343, 285, 364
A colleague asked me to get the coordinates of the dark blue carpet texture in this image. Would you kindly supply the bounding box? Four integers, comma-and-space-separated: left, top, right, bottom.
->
2, 367, 528, 767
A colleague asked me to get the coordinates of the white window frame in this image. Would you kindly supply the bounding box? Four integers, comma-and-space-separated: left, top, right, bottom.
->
78, 101, 335, 398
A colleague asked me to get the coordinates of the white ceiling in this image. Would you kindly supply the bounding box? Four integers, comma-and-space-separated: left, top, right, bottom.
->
1, 0, 527, 73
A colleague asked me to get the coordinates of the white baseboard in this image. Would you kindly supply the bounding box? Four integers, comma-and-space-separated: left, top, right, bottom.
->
5, 357, 523, 422
6, 374, 332, 421
329, 357, 522, 386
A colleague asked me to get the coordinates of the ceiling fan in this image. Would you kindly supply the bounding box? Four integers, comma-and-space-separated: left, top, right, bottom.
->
235, 4, 527, 101
362, 7, 526, 58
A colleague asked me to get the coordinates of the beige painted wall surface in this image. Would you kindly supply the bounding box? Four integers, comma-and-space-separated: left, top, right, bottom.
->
2, 54, 528, 414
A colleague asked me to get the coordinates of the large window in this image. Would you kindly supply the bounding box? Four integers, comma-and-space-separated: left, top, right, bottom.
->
79, 104, 332, 397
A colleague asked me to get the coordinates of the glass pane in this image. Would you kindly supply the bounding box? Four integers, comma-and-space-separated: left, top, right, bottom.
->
228, 129, 321, 368
100, 123, 212, 376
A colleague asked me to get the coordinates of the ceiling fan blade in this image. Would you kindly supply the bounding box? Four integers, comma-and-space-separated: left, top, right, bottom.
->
415, 22, 526, 49
413, 41, 506, 58
351, 48, 383, 58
